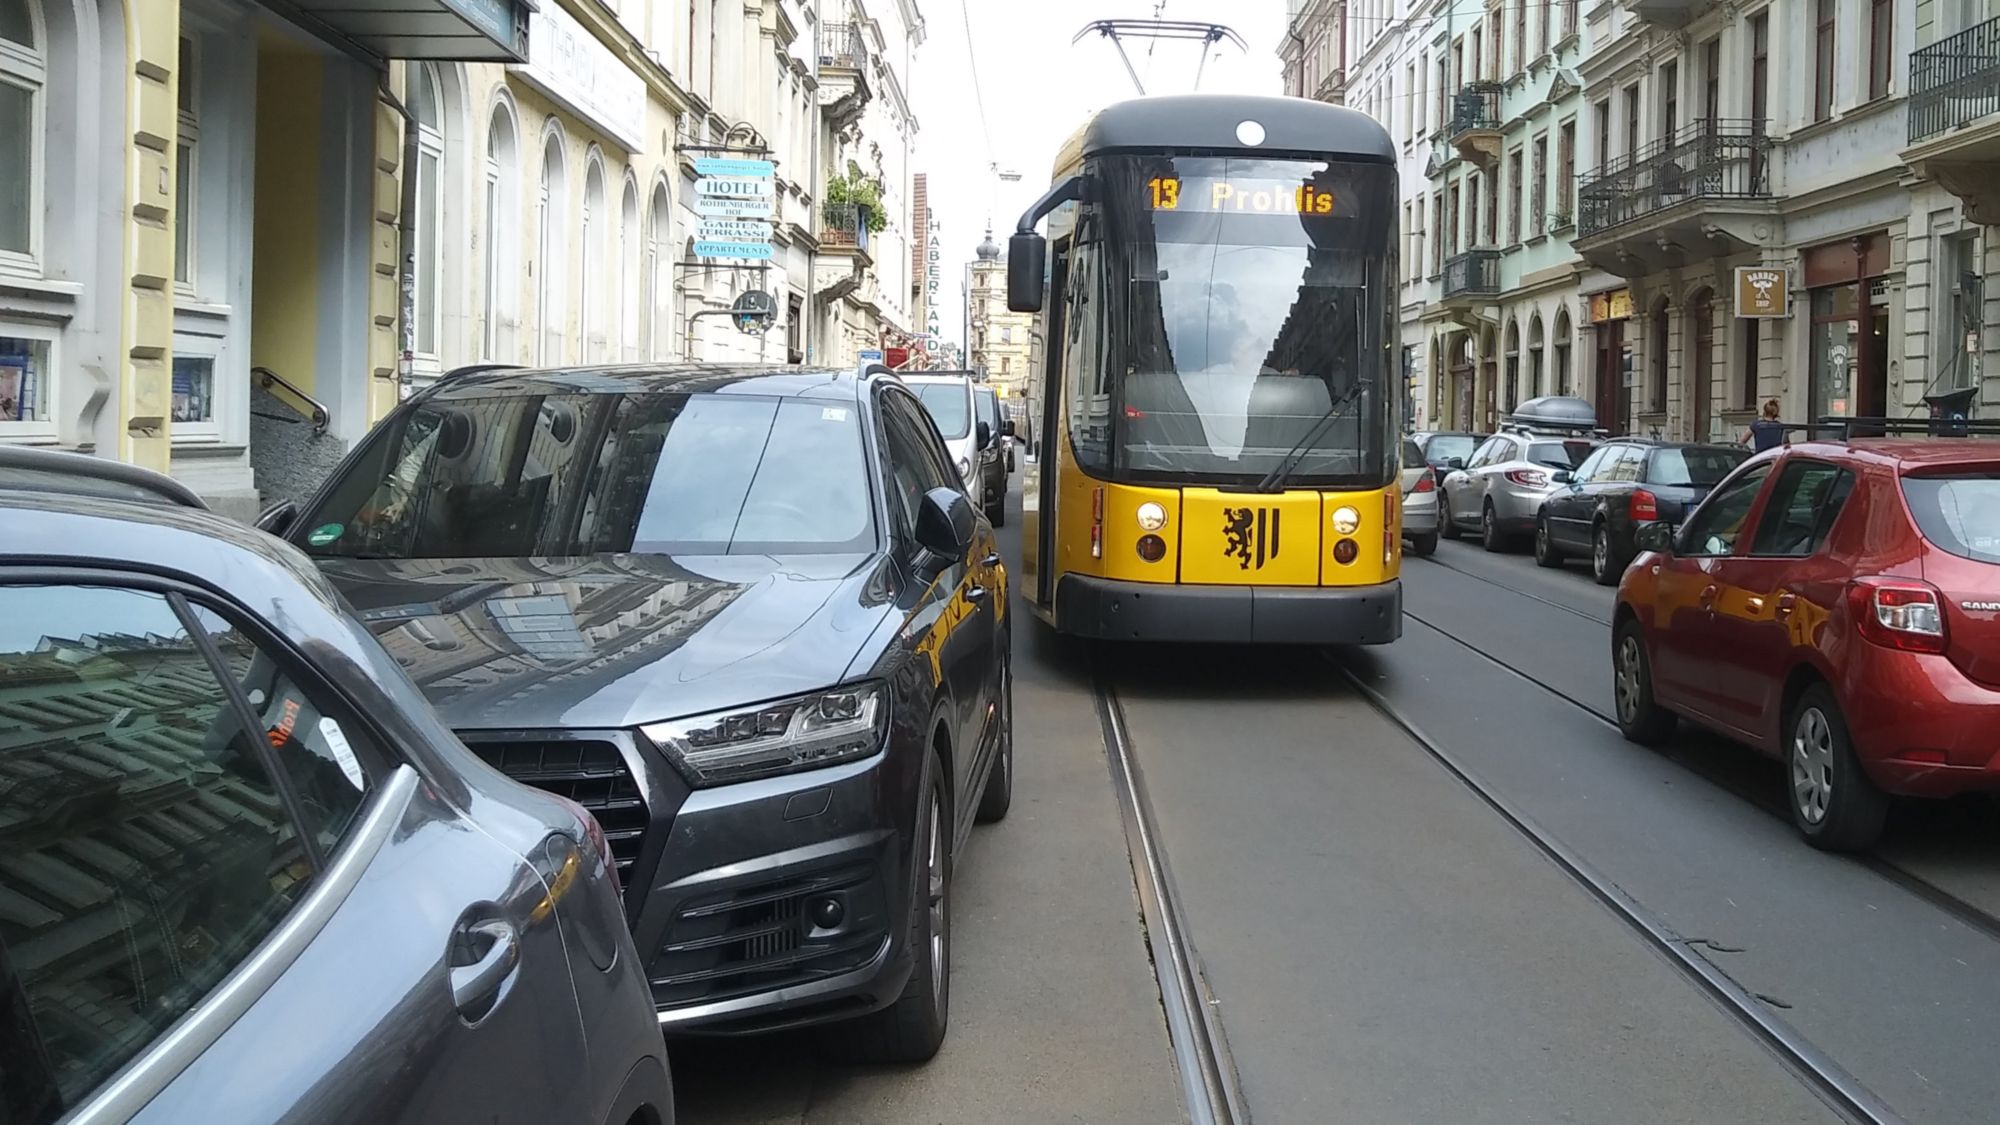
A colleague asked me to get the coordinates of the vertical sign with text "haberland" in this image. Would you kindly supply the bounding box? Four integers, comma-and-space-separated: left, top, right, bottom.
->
694, 158, 775, 261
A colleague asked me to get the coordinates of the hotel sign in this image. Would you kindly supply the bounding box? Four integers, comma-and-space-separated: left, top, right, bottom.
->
1734, 266, 1790, 318
925, 214, 943, 344
514, 5, 648, 152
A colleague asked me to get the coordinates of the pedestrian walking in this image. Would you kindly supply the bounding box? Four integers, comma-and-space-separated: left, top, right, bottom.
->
1741, 398, 1786, 452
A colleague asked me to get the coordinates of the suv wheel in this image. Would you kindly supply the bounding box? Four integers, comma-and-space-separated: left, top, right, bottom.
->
1439, 489, 1461, 539
1481, 501, 1506, 552
1534, 516, 1563, 568
1787, 685, 1889, 852
824, 763, 949, 1063
976, 667, 1013, 824
1592, 523, 1621, 586
1613, 620, 1677, 746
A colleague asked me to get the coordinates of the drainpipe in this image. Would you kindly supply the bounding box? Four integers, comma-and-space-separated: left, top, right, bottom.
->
379, 74, 418, 394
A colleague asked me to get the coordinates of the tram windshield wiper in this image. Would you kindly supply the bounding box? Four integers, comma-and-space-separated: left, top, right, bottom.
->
1251, 381, 1366, 494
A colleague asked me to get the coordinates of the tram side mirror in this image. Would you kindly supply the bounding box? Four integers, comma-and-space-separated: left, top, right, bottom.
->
977, 420, 993, 450
1007, 234, 1047, 312
1635, 521, 1676, 555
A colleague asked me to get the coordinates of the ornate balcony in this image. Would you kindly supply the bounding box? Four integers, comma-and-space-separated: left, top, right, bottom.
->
816, 22, 872, 129
1447, 84, 1504, 168
1442, 249, 1500, 302
1623, 0, 1718, 30
1905, 16, 2000, 222
1574, 119, 1776, 278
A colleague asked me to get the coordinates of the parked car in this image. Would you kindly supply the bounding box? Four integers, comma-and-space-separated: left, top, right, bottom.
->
1612, 434, 2000, 851
1441, 431, 1595, 551
973, 384, 1009, 525
264, 363, 1013, 1062
1400, 436, 1440, 557
1536, 440, 1750, 584
902, 372, 991, 518
1410, 430, 1484, 484
0, 447, 673, 1125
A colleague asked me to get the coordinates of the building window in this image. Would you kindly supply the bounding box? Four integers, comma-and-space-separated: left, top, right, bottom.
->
1814, 0, 1836, 121
171, 352, 214, 424
0, 329, 50, 422
1557, 120, 1575, 223
1436, 54, 1450, 132
581, 156, 609, 363
1513, 0, 1526, 72
0, 0, 43, 269
1660, 61, 1678, 140
1700, 38, 1721, 129
1538, 0, 1550, 55
483, 103, 519, 361
1560, 0, 1577, 40
1623, 85, 1640, 158
1407, 62, 1419, 141
1531, 135, 1547, 236
1649, 300, 1670, 413
537, 131, 568, 367
1484, 171, 1499, 245
1594, 98, 1611, 170
648, 185, 672, 360
1868, 0, 1892, 101
1553, 309, 1572, 395
412, 64, 445, 364
1507, 149, 1522, 245
1432, 193, 1446, 274
1738, 317, 1760, 409
174, 36, 196, 291
620, 178, 641, 361
1528, 315, 1545, 397
1936, 233, 1980, 392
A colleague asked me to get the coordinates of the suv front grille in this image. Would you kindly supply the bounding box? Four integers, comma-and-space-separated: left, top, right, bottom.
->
650, 862, 887, 1007
466, 738, 648, 886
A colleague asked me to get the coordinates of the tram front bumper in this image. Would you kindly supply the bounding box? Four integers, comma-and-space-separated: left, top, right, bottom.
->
1055, 574, 1402, 645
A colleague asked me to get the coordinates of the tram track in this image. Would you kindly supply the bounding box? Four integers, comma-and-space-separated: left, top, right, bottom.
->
1399, 560, 2000, 976
1090, 669, 1249, 1125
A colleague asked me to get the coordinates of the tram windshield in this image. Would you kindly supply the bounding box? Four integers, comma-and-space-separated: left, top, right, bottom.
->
1071, 154, 1397, 488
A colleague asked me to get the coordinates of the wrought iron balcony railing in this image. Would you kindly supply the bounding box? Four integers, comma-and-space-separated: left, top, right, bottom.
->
1443, 249, 1501, 299
1448, 84, 1503, 137
818, 22, 867, 71
1576, 119, 1772, 238
1910, 15, 2000, 144
822, 205, 871, 252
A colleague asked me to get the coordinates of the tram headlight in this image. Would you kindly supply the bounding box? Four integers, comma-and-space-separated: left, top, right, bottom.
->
1331, 505, 1362, 535
956, 456, 971, 481
1135, 502, 1168, 531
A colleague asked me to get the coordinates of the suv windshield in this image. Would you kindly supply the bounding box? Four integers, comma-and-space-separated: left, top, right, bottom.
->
1903, 473, 2000, 564
298, 391, 875, 559
1425, 434, 1478, 462
1648, 446, 1747, 487
912, 383, 971, 439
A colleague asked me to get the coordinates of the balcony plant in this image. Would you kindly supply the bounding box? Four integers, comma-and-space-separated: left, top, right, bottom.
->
824, 164, 887, 234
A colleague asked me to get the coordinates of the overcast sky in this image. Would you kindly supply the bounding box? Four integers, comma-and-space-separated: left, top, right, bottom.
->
910, 1, 1286, 347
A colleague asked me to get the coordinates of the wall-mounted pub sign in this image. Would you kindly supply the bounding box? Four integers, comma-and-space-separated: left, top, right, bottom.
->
1734, 266, 1789, 318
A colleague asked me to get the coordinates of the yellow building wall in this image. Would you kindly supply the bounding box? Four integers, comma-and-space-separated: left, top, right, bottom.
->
118, 0, 180, 471
250, 51, 324, 397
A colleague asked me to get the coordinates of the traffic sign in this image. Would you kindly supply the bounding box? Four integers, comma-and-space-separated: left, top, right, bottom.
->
859, 349, 885, 362
693, 240, 774, 260
732, 290, 777, 333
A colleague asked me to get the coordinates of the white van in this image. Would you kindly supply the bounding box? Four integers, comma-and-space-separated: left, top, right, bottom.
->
900, 373, 989, 513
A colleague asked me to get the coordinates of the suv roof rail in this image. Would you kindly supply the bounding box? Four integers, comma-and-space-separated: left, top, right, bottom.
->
439, 363, 525, 382
0, 445, 207, 510
858, 362, 897, 378
1789, 416, 2000, 440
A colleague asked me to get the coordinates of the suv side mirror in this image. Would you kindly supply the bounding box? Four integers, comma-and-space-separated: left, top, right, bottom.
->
1550, 469, 1573, 485
1444, 457, 1466, 471
977, 420, 994, 450
1007, 233, 1047, 312
1003, 418, 1017, 438
1635, 521, 1676, 554
915, 486, 976, 561
255, 500, 299, 537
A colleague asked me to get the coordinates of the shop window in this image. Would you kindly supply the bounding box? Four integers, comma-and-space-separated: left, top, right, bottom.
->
0, 330, 51, 423
413, 64, 445, 365
1553, 309, 1572, 396
171, 353, 215, 426
0, 0, 42, 270
1935, 234, 1981, 392
483, 101, 519, 362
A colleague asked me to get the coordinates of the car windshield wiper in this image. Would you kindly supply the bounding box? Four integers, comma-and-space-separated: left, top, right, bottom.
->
1252, 382, 1367, 494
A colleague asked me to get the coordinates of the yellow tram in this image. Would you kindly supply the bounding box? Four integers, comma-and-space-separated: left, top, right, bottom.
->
1005, 94, 1404, 643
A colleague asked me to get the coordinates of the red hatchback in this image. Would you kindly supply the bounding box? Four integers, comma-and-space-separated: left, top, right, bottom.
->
1612, 438, 2000, 850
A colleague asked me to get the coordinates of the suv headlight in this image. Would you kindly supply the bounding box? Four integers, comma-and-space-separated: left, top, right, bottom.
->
642, 682, 888, 786
956, 456, 972, 480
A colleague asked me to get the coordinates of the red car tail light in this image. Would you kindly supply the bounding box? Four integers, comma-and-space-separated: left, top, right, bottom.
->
1629, 489, 1659, 521
1848, 577, 1949, 655
1504, 469, 1548, 487
1413, 469, 1436, 493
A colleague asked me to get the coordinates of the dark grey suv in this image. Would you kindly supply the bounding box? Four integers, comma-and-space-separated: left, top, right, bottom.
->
268, 364, 1013, 1063
0, 449, 673, 1125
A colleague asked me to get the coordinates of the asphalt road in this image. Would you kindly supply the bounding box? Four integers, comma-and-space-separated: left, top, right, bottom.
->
681, 474, 2000, 1124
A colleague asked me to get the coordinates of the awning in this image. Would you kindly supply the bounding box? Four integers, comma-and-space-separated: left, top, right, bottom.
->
266, 0, 536, 62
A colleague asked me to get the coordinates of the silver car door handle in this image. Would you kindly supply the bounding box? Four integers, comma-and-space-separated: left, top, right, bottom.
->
982, 552, 1002, 567
450, 918, 520, 1020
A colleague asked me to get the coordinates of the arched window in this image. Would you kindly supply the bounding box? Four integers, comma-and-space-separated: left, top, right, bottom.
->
412, 64, 445, 363
648, 184, 671, 360
0, 0, 44, 265
537, 128, 568, 366
1503, 318, 1521, 413
581, 154, 609, 362
1553, 309, 1573, 397
482, 100, 519, 360
1527, 314, 1545, 399
1649, 296, 1671, 414
620, 176, 640, 361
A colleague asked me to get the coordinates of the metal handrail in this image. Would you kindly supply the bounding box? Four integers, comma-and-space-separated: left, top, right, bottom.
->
253, 366, 330, 434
